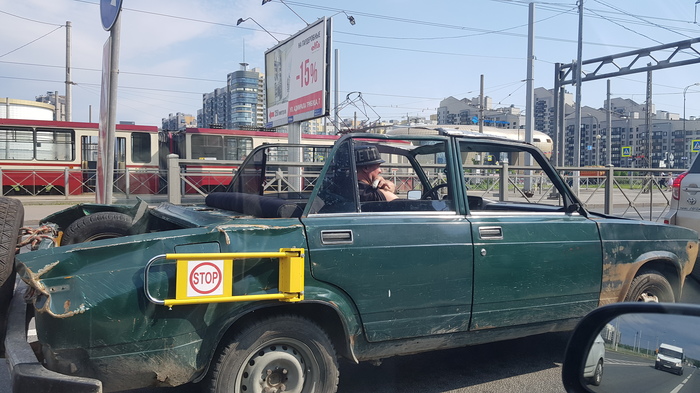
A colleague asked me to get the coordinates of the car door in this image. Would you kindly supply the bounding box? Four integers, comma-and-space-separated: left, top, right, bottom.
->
302, 137, 474, 342
459, 139, 603, 330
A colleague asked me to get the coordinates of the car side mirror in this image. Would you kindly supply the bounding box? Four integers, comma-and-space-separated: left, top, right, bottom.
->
562, 303, 700, 392
407, 190, 421, 200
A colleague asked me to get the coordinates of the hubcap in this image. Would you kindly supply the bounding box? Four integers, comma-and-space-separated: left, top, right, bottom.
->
239, 344, 306, 393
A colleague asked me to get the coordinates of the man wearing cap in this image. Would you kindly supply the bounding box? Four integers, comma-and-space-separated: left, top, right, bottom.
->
355, 145, 398, 202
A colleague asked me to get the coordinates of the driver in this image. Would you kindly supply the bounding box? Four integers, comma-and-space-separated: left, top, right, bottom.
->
355, 145, 398, 202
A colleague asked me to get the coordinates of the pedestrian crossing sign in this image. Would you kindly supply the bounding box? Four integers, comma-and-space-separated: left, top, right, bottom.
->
622, 146, 632, 157
693, 140, 700, 152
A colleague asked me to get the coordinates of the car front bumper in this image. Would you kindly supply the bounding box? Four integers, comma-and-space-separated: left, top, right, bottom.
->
4, 279, 102, 393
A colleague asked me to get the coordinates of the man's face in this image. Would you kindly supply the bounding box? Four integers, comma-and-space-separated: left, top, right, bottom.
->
366, 163, 382, 179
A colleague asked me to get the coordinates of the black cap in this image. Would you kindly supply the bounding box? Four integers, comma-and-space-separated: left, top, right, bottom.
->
355, 145, 385, 166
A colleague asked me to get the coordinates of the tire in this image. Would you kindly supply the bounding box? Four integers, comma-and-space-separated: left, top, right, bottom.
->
206, 315, 339, 393
61, 212, 133, 245
589, 359, 603, 386
0, 197, 24, 354
624, 270, 675, 303
0, 197, 23, 286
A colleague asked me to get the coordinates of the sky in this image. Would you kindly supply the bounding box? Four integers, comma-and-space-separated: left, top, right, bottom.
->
2, 0, 700, 128
612, 313, 700, 360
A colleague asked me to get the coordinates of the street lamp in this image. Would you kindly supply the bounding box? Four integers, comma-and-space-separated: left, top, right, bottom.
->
262, 0, 309, 25
236, 17, 280, 42
331, 10, 356, 25
683, 82, 700, 135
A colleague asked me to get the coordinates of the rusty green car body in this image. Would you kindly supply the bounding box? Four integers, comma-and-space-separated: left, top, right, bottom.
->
8, 129, 699, 392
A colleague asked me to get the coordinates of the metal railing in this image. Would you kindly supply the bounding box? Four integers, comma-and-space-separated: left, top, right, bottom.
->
1, 159, 681, 223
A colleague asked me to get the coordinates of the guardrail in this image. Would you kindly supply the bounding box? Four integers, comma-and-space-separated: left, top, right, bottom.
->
1, 159, 681, 222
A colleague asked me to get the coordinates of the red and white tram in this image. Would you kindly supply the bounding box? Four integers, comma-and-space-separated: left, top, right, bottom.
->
0, 119, 337, 196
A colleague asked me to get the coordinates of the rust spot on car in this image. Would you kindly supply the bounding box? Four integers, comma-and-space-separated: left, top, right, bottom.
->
64, 300, 71, 313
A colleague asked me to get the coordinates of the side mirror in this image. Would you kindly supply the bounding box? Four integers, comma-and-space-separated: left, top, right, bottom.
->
562, 303, 700, 392
407, 190, 421, 200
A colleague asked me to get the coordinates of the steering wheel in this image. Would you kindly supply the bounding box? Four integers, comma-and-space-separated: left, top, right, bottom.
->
422, 183, 448, 200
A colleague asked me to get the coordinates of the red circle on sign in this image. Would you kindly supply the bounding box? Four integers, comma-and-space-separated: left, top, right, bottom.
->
189, 262, 223, 295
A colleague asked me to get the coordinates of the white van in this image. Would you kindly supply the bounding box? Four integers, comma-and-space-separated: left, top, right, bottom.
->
655, 343, 684, 375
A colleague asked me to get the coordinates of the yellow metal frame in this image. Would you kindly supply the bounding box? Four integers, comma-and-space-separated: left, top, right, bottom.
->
161, 248, 304, 307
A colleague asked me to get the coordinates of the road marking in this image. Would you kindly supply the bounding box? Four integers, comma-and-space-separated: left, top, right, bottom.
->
670, 373, 692, 393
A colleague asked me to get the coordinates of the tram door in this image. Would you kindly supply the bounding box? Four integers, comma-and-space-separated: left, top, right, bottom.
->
81, 136, 98, 192
81, 136, 126, 193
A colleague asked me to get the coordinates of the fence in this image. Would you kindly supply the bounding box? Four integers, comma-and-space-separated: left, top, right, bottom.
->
1, 159, 681, 223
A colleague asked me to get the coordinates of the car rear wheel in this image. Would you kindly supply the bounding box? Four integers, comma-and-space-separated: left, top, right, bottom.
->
624, 270, 675, 303
589, 359, 603, 386
0, 197, 24, 353
61, 212, 133, 245
206, 315, 339, 393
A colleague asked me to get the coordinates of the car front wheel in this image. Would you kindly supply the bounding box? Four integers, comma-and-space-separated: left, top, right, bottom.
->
624, 270, 675, 303
206, 315, 339, 393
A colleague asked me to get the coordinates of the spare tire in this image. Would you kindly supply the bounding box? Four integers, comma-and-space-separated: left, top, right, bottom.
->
0, 197, 24, 354
0, 197, 24, 286
61, 211, 133, 245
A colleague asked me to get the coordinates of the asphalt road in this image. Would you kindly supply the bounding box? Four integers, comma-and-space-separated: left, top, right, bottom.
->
596, 351, 699, 393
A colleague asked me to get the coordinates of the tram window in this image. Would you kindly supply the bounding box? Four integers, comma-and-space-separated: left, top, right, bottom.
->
0, 128, 34, 160
116, 137, 126, 165
131, 132, 152, 163
191, 134, 223, 160
224, 136, 253, 160
35, 129, 74, 161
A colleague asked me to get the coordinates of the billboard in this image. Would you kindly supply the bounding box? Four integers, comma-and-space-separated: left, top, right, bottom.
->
265, 17, 331, 128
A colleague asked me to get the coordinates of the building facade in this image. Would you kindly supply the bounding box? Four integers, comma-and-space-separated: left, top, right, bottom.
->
162, 112, 197, 131
437, 96, 520, 129
561, 101, 699, 169
199, 64, 266, 129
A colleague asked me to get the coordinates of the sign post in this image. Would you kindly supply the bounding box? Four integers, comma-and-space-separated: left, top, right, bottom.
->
97, 0, 122, 203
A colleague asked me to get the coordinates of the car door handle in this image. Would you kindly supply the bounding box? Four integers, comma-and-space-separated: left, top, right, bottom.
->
479, 226, 503, 239
321, 230, 354, 245
684, 185, 700, 193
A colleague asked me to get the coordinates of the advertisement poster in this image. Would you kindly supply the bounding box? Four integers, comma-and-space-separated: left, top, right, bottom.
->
265, 18, 330, 128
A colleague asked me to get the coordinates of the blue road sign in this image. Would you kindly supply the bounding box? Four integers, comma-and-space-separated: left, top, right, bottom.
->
100, 0, 123, 31
621, 146, 632, 157
693, 140, 700, 153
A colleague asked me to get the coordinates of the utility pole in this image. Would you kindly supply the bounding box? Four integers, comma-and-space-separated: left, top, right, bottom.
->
573, 0, 584, 196
524, 2, 535, 191
65, 21, 72, 121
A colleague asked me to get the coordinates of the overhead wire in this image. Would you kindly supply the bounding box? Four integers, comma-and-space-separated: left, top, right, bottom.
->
0, 25, 64, 59
6, 0, 699, 120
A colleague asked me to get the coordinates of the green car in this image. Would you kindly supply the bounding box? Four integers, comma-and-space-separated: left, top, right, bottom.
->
6, 129, 699, 393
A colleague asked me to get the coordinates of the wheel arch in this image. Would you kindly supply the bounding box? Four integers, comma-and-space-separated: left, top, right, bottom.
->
193, 300, 359, 384
617, 255, 683, 303
636, 259, 682, 299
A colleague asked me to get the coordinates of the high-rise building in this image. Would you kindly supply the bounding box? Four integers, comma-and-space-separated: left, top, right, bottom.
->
199, 64, 266, 129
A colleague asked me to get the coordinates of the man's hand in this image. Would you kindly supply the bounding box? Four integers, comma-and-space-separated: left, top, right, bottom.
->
375, 176, 396, 193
